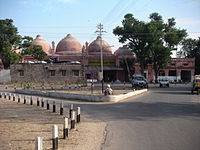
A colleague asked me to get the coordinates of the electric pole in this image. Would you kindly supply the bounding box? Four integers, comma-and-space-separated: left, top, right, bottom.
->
96, 23, 106, 94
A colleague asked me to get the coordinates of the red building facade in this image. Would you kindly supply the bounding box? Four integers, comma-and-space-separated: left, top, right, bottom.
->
21, 34, 195, 83
135, 58, 195, 82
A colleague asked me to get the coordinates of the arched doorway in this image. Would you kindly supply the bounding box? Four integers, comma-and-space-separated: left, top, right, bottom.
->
181, 70, 191, 82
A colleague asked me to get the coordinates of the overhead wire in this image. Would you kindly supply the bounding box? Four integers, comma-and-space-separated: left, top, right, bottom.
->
107, 0, 140, 26
101, 0, 128, 24
98, 0, 133, 45
18, 0, 199, 44
134, 0, 153, 15
18, 25, 95, 29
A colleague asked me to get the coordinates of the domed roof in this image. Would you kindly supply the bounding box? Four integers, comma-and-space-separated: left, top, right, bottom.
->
32, 35, 51, 54
13, 48, 21, 54
56, 34, 82, 54
114, 45, 135, 58
87, 36, 112, 55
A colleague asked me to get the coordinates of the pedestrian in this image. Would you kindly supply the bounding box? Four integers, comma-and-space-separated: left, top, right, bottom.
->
104, 84, 113, 95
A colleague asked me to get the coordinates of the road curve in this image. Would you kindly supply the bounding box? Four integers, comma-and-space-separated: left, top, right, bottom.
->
80, 84, 200, 150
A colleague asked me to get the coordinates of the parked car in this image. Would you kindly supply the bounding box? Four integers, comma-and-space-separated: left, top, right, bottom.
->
191, 75, 200, 95
132, 74, 148, 89
159, 77, 170, 87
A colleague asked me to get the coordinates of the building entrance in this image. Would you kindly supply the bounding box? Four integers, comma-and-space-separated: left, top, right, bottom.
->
181, 70, 191, 82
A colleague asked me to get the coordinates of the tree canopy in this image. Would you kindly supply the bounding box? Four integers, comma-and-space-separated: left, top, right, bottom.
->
113, 13, 149, 75
178, 38, 197, 58
179, 38, 200, 74
0, 19, 47, 68
0, 19, 21, 68
147, 13, 187, 81
113, 12, 187, 81
20, 36, 47, 61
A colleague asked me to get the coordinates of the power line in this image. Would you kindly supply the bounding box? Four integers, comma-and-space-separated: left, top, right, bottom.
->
18, 25, 96, 29
110, 0, 140, 23
101, 0, 127, 24
88, 33, 97, 43
132, 0, 153, 15
19, 31, 99, 35
105, 0, 140, 26
19, 31, 200, 35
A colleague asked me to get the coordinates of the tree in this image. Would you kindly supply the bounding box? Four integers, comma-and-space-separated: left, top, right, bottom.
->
113, 13, 187, 81
147, 13, 168, 81
120, 57, 135, 81
147, 13, 187, 82
0, 19, 21, 68
20, 36, 47, 61
19, 36, 33, 51
30, 45, 47, 60
0, 19, 47, 68
193, 38, 200, 74
113, 14, 149, 75
164, 17, 187, 48
178, 38, 197, 58
179, 38, 200, 74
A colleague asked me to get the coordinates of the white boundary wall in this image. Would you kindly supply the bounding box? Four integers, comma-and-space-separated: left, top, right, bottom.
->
0, 69, 11, 83
15, 89, 148, 102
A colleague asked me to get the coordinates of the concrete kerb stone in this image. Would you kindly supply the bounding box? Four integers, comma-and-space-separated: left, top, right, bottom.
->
14, 89, 148, 102
105, 89, 148, 102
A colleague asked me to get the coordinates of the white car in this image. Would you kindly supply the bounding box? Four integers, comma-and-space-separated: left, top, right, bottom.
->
132, 75, 148, 89
159, 78, 169, 87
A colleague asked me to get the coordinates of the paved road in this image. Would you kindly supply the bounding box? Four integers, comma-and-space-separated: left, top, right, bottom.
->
80, 84, 200, 150
2, 84, 200, 150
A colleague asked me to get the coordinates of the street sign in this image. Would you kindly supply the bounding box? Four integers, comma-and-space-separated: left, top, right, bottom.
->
99, 72, 103, 80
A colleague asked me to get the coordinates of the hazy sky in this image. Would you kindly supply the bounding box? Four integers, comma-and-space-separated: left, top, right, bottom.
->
0, 0, 200, 52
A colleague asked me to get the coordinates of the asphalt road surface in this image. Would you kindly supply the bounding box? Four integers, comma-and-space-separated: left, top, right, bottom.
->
2, 84, 199, 150
80, 84, 200, 150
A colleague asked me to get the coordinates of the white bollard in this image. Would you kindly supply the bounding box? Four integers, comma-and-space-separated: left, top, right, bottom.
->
4, 92, 6, 99
60, 102, 63, 115
77, 107, 81, 123
53, 101, 56, 113
37, 97, 40, 106
24, 96, 26, 104
63, 117, 69, 139
35, 136, 43, 150
52, 125, 58, 150
47, 100, 49, 110
71, 111, 76, 129
13, 94, 15, 101
30, 96, 33, 105
8, 93, 11, 100
41, 98, 44, 107
69, 104, 73, 118
18, 95, 20, 103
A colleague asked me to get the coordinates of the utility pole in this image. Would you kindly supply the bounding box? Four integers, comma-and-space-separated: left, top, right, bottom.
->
96, 23, 106, 94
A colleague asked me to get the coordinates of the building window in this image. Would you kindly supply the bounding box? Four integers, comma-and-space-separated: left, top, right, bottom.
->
19, 70, 24, 76
61, 70, 66, 76
50, 70, 55, 76
183, 63, 188, 66
168, 70, 176, 76
159, 70, 165, 76
72, 70, 79, 76
170, 63, 175, 66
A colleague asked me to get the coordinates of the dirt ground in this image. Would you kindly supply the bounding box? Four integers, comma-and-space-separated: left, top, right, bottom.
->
0, 83, 132, 150
0, 98, 106, 150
